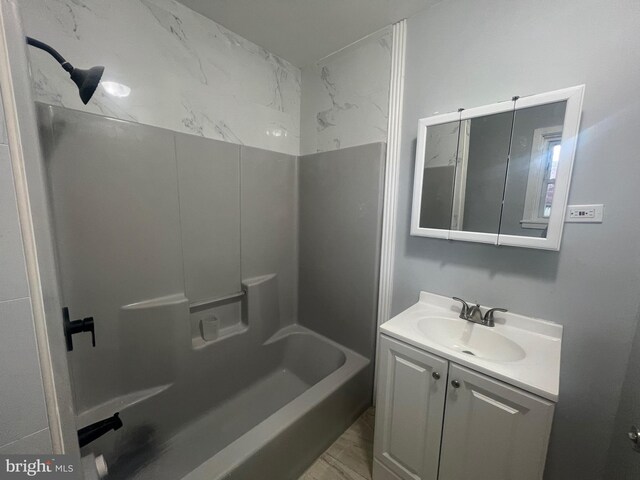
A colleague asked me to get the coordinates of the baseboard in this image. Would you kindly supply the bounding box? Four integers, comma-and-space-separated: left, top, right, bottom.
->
373, 458, 402, 480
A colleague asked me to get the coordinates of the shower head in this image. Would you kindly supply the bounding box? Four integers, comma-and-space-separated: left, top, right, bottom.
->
26, 36, 104, 105
70, 66, 105, 104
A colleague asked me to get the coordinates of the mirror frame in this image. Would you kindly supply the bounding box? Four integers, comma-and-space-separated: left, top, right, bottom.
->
411, 111, 461, 240
410, 85, 585, 251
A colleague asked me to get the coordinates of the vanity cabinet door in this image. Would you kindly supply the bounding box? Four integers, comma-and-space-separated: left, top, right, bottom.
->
374, 335, 448, 480
438, 364, 555, 480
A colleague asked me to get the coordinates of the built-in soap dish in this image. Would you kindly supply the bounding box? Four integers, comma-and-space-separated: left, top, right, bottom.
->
190, 294, 248, 349
200, 316, 220, 342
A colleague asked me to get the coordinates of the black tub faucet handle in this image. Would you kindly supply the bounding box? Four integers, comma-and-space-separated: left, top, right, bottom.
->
63, 307, 95, 351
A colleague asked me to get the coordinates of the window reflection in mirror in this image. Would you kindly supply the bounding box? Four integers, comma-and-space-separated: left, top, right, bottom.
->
500, 101, 567, 238
419, 121, 460, 230
451, 111, 513, 234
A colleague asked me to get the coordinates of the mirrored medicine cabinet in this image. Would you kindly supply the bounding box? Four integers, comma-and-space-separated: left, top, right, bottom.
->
411, 85, 585, 250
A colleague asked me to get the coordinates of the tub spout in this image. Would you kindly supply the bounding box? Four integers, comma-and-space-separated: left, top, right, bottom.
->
78, 413, 123, 448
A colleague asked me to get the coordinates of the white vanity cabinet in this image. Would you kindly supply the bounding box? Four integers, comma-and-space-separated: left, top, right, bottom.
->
438, 363, 554, 480
373, 335, 555, 480
374, 335, 448, 480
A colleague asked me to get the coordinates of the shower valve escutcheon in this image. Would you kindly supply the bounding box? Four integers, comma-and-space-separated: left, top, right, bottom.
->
63, 307, 96, 351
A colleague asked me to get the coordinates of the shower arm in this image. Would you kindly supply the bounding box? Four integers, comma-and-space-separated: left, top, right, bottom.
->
26, 36, 73, 73
25, 36, 105, 104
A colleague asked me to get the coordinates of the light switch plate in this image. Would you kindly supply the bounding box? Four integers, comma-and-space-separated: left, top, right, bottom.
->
566, 204, 604, 223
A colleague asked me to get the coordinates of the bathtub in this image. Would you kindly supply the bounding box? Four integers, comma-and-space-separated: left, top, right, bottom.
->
35, 104, 381, 478
79, 294, 371, 480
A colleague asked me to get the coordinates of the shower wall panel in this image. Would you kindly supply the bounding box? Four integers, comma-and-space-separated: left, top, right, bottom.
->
40, 104, 184, 411
176, 135, 241, 303
298, 143, 386, 358
37, 103, 300, 413
240, 146, 298, 328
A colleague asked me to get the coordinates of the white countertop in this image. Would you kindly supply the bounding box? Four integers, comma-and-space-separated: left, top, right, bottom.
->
380, 291, 562, 401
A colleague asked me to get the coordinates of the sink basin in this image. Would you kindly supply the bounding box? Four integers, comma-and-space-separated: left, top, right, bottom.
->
380, 291, 563, 400
416, 316, 526, 362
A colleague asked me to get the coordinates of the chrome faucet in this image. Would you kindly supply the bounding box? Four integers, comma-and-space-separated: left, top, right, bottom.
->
453, 297, 508, 327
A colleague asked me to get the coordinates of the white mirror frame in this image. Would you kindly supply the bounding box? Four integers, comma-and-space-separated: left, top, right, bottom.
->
498, 85, 585, 250
410, 111, 460, 239
410, 85, 585, 251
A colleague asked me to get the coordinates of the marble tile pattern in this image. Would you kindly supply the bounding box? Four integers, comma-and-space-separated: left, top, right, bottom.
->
19, 0, 301, 155
425, 121, 461, 168
301, 28, 392, 155
300, 407, 375, 480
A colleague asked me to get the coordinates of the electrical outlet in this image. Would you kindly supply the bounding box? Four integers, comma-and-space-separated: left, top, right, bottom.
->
566, 204, 604, 223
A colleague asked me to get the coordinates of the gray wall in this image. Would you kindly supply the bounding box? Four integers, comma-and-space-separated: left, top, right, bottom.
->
299, 143, 385, 358
0, 101, 52, 453
605, 310, 640, 479
394, 1, 640, 479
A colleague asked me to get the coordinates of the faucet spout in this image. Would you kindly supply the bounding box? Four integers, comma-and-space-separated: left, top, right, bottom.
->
78, 413, 123, 448
467, 304, 484, 324
452, 297, 508, 327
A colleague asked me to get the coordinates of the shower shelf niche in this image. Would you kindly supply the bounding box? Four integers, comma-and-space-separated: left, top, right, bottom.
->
190, 290, 249, 349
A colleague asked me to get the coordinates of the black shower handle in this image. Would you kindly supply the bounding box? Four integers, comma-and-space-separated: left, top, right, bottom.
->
63, 307, 96, 351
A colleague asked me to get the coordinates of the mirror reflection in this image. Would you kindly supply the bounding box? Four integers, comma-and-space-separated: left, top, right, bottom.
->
500, 101, 567, 238
452, 111, 513, 234
419, 121, 460, 230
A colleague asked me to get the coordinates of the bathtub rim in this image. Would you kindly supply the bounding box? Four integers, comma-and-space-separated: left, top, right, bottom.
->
182, 324, 370, 480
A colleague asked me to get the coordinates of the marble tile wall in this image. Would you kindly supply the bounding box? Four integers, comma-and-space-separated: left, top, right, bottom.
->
300, 27, 392, 155
19, 0, 301, 155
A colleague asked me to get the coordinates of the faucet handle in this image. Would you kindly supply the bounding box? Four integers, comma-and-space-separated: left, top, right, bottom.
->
483, 307, 508, 326
452, 297, 470, 319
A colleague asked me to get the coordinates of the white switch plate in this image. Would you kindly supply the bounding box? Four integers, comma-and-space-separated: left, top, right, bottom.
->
566, 204, 604, 223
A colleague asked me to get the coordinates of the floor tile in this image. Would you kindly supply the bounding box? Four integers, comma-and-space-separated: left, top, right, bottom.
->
300, 407, 375, 480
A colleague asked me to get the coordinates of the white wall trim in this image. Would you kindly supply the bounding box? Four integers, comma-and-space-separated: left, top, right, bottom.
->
374, 19, 406, 398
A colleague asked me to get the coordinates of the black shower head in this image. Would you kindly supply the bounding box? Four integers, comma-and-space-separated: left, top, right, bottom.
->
26, 36, 105, 105
70, 66, 105, 105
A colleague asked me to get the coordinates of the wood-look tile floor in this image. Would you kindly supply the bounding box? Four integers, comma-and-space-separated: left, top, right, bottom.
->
299, 407, 375, 480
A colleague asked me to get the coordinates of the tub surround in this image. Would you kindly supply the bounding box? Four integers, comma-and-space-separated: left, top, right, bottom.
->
37, 102, 385, 478
21, 0, 301, 155
78, 275, 370, 480
299, 143, 386, 359
37, 103, 298, 412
